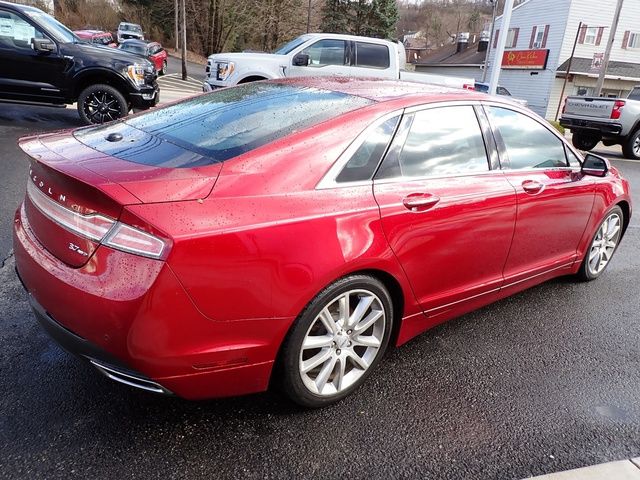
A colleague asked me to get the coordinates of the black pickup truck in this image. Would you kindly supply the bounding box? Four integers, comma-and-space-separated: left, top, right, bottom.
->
0, 1, 158, 124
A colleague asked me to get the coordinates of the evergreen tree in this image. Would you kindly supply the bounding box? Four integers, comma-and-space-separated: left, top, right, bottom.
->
366, 0, 398, 39
320, 0, 350, 34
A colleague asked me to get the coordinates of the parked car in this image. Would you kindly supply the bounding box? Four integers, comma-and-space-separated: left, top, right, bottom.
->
560, 86, 640, 159
118, 39, 168, 75
203, 33, 475, 92
0, 1, 158, 124
117, 22, 143, 43
73, 29, 116, 48
474, 81, 529, 107
14, 78, 631, 407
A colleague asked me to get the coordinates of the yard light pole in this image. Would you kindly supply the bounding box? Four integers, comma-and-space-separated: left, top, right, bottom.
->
488, 0, 515, 95
307, 0, 312, 33
554, 22, 584, 121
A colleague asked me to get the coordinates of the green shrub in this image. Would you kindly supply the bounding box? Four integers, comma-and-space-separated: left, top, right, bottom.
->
548, 121, 565, 135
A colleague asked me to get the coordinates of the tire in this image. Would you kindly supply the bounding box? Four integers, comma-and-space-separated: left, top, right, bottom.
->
160, 60, 167, 76
577, 206, 624, 281
572, 131, 601, 151
621, 129, 640, 160
77, 84, 128, 125
278, 275, 394, 408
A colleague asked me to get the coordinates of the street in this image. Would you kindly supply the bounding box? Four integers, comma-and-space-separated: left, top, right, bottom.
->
1, 105, 639, 479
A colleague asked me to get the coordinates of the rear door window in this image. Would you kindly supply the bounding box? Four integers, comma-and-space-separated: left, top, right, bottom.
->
377, 105, 489, 179
354, 42, 390, 69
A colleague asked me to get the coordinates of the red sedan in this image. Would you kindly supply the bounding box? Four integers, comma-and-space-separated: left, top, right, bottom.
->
118, 39, 168, 75
73, 30, 117, 48
13, 78, 631, 407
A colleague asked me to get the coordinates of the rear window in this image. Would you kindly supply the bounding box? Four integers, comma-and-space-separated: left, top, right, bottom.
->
628, 87, 640, 101
75, 83, 373, 167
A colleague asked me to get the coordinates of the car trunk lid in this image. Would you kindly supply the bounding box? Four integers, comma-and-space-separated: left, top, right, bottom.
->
19, 131, 220, 268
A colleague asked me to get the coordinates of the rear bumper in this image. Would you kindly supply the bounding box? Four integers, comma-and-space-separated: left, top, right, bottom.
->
13, 203, 288, 400
19, 283, 173, 395
559, 117, 623, 136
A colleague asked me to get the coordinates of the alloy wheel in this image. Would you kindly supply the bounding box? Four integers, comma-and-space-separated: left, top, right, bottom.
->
299, 289, 386, 396
634, 136, 640, 156
83, 90, 122, 124
587, 212, 622, 276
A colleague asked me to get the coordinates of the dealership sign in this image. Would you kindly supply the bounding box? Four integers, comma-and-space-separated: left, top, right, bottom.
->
501, 49, 550, 70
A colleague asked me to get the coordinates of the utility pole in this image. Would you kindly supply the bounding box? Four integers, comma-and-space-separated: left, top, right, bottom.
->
181, 0, 187, 80
488, 0, 515, 95
595, 0, 624, 96
481, 0, 498, 83
174, 0, 179, 52
306, 0, 312, 33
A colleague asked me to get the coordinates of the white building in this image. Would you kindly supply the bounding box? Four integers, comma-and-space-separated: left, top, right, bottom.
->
486, 0, 640, 119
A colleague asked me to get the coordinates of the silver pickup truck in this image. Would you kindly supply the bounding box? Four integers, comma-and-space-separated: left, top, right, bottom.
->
560, 86, 640, 159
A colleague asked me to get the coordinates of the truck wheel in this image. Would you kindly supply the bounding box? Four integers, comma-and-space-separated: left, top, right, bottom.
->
78, 84, 128, 125
621, 130, 640, 160
572, 132, 601, 151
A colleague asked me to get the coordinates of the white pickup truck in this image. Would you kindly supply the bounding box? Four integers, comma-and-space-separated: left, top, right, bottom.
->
560, 86, 640, 159
203, 33, 474, 92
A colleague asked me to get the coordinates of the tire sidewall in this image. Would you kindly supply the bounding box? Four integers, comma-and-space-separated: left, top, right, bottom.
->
579, 205, 624, 281
622, 130, 640, 160
280, 275, 394, 408
77, 84, 128, 125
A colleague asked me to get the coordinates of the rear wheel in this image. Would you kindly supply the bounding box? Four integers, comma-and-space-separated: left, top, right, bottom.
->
160, 60, 167, 76
577, 206, 623, 281
77, 84, 128, 125
621, 129, 640, 160
572, 131, 601, 151
279, 275, 393, 408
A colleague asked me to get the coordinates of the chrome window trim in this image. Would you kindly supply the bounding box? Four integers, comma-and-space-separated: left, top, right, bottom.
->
316, 109, 403, 190
316, 98, 584, 190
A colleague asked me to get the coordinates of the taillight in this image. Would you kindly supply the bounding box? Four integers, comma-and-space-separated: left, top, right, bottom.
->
611, 100, 625, 119
463, 83, 474, 91
103, 223, 168, 259
27, 181, 114, 241
562, 98, 567, 114
27, 180, 169, 260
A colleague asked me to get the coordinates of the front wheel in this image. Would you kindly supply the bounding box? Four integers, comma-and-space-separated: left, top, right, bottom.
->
77, 84, 128, 125
621, 129, 640, 160
572, 131, 601, 151
279, 275, 394, 408
577, 206, 623, 281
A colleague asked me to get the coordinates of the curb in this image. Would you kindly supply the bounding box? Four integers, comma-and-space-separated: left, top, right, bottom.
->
526, 458, 640, 479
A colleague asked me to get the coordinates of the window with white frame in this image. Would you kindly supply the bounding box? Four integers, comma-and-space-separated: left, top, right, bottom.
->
584, 27, 598, 45
533, 25, 545, 48
505, 28, 518, 49
629, 33, 640, 49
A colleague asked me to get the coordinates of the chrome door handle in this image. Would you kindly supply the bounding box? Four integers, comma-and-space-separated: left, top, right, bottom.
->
522, 180, 545, 194
402, 193, 440, 212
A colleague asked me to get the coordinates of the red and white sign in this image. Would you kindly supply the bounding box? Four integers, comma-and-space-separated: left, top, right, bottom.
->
501, 49, 550, 70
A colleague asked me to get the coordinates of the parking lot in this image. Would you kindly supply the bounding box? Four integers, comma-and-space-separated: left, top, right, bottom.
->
1, 102, 639, 479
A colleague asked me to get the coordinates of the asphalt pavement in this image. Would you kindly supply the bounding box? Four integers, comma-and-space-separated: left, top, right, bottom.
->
1, 107, 640, 479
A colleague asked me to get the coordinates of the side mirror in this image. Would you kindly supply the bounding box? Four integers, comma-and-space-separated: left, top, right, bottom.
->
582, 153, 609, 177
292, 53, 310, 66
32, 38, 56, 54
